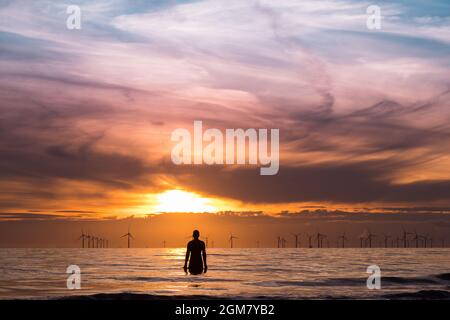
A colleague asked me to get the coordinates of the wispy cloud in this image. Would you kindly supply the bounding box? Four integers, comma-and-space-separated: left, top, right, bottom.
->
0, 0, 449, 216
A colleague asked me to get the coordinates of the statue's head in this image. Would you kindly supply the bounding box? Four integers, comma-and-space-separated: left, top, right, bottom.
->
193, 230, 200, 239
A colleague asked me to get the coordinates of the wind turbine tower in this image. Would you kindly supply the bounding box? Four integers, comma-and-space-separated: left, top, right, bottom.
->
79, 230, 87, 248
121, 227, 134, 248
229, 234, 238, 248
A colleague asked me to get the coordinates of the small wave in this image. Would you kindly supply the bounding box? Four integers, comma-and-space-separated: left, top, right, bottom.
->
436, 273, 450, 281
153, 254, 179, 257
56, 292, 331, 300
207, 253, 244, 257
48, 289, 450, 301
383, 276, 437, 285
114, 276, 240, 283
250, 279, 361, 288
382, 290, 450, 300
58, 292, 227, 300
251, 275, 442, 288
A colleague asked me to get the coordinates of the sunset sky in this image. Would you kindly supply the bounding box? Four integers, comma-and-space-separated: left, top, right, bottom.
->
1, 0, 450, 246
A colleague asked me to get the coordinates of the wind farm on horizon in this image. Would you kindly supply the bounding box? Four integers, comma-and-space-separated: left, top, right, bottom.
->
77, 227, 447, 249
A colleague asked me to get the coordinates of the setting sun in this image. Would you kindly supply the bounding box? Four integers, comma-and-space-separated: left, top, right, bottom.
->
154, 190, 217, 213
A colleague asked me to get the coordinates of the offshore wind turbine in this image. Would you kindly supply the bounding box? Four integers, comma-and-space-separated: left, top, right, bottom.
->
411, 230, 421, 248
321, 234, 327, 248
338, 232, 348, 248
78, 230, 87, 248
306, 234, 313, 248
401, 229, 412, 248
418, 234, 426, 248
395, 237, 401, 248
359, 235, 365, 248
382, 234, 391, 248
229, 234, 238, 248
281, 237, 287, 248
359, 229, 373, 248
291, 233, 301, 248
121, 227, 134, 248
315, 232, 326, 248
366, 231, 376, 248
86, 233, 91, 248
423, 235, 432, 248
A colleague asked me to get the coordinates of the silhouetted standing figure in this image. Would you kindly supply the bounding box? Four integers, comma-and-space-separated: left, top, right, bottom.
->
184, 230, 207, 275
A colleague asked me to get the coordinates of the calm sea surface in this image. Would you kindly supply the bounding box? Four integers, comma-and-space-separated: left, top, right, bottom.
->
1, 248, 449, 299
